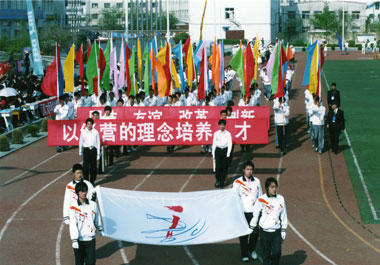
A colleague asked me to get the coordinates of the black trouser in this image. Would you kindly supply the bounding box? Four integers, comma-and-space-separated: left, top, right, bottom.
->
106, 146, 114, 165
73, 239, 96, 265
239, 212, 259, 258
83, 148, 97, 184
276, 125, 288, 152
215, 147, 228, 187
259, 228, 282, 265
228, 144, 234, 166
329, 127, 341, 153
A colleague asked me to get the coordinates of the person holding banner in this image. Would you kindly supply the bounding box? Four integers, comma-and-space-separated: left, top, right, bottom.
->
212, 119, 232, 188
233, 161, 262, 262
250, 177, 288, 265
54, 96, 69, 153
79, 118, 100, 185
70, 181, 103, 265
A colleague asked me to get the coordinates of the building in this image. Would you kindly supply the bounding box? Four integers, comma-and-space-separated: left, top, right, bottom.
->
0, 0, 66, 39
280, 0, 367, 41
367, 1, 380, 23
66, 0, 87, 32
185, 0, 280, 44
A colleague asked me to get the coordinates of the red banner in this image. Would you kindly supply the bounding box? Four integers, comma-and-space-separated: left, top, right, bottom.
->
48, 118, 268, 146
39, 97, 58, 117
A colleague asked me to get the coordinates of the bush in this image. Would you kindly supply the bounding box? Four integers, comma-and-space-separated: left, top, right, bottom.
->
224, 51, 232, 57
173, 32, 189, 44
331, 46, 335, 51
293, 39, 306, 47
27, 125, 40, 137
41, 118, 48, 132
302, 47, 306, 52
12, 129, 23, 144
348, 40, 355, 47
0, 135, 10, 151
356, 44, 362, 50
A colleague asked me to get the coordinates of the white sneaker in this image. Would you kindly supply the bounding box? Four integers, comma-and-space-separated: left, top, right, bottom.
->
251, 250, 258, 260
242, 257, 249, 262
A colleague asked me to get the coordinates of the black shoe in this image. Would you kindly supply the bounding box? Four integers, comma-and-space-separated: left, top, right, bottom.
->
275, 145, 279, 149
215, 181, 220, 188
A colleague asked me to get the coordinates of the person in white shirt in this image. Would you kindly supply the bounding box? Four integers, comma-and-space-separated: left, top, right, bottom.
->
212, 119, 232, 188
79, 118, 100, 185
70, 181, 103, 265
135, 94, 146, 106
81, 89, 93, 107
273, 97, 290, 155
54, 96, 69, 152
309, 97, 326, 154
107, 91, 117, 107
260, 68, 271, 100
143, 89, 157, 106
64, 94, 75, 120
250, 177, 287, 265
73, 92, 82, 119
285, 65, 294, 94
250, 84, 262, 106
238, 97, 250, 106
124, 95, 135, 107
304, 89, 313, 133
63, 164, 95, 225
180, 88, 197, 106
233, 161, 262, 262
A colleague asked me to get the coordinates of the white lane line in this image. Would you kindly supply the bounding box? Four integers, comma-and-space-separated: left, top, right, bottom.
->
276, 145, 336, 264
0, 168, 71, 241
55, 221, 65, 265
117, 155, 170, 265
183, 246, 200, 265
322, 70, 378, 220
0, 152, 61, 187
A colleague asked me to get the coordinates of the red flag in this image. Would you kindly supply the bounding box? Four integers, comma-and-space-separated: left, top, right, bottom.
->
198, 45, 206, 101
164, 43, 172, 96
86, 40, 91, 62
125, 41, 132, 95
75, 44, 85, 96
244, 43, 255, 100
92, 47, 106, 97
274, 43, 288, 99
42, 44, 59, 96
316, 44, 325, 97
150, 46, 156, 93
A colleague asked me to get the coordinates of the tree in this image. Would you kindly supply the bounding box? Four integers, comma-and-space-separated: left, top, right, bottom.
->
310, 4, 337, 40
160, 12, 179, 30
98, 6, 125, 30
335, 9, 354, 36
39, 24, 72, 55
285, 14, 302, 43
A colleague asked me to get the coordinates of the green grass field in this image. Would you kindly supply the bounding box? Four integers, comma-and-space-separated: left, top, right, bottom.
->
323, 60, 380, 224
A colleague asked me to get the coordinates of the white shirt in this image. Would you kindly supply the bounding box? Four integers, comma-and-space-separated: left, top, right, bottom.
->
233, 176, 262, 213
273, 101, 290, 125
143, 95, 157, 106
66, 101, 75, 120
250, 193, 288, 232
309, 104, 326, 126
260, 70, 271, 85
107, 98, 117, 107
82, 96, 93, 107
212, 129, 232, 158
79, 128, 100, 156
63, 179, 94, 224
69, 199, 103, 242
54, 104, 69, 120
251, 89, 262, 106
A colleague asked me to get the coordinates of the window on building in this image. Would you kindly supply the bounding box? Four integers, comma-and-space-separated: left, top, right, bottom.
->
225, 8, 234, 19
104, 3, 110, 8
288, 11, 296, 20
302, 11, 310, 19
116, 3, 123, 8
376, 3, 380, 10
91, 3, 98, 8
378, 14, 380, 19
302, 26, 310, 32
92, 13, 98, 19
352, 11, 360, 19
314, 11, 322, 15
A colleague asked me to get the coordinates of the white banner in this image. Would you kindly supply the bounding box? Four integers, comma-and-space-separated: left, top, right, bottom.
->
96, 186, 251, 245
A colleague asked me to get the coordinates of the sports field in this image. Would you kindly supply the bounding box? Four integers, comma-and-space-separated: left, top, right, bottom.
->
323, 60, 380, 224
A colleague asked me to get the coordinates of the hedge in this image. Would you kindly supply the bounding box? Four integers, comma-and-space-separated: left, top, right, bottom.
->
27, 125, 40, 137
0, 135, 10, 151
12, 129, 23, 144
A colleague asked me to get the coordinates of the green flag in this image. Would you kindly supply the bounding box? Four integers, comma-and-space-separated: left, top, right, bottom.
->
129, 47, 136, 96
102, 38, 110, 91
86, 41, 98, 95
271, 44, 280, 95
229, 47, 245, 98
143, 43, 150, 95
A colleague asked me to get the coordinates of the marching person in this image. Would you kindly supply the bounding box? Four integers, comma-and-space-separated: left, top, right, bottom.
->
212, 119, 232, 189
63, 164, 95, 225
327, 82, 341, 109
54, 95, 69, 153
309, 97, 326, 154
70, 181, 103, 265
250, 177, 288, 265
326, 103, 345, 154
79, 118, 100, 185
273, 97, 290, 155
233, 161, 262, 262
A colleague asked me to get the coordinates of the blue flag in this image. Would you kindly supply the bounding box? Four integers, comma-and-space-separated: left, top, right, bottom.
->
172, 41, 186, 92
336, 32, 343, 51
302, 41, 317, 87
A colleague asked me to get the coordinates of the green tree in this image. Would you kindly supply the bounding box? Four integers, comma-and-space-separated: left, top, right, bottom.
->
310, 4, 337, 39
335, 9, 354, 36
39, 24, 72, 55
99, 6, 125, 30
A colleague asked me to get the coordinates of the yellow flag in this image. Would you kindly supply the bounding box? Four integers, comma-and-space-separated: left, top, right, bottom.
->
171, 60, 180, 89
63, 44, 75, 93
309, 43, 319, 94
137, 38, 143, 82
187, 44, 194, 88
253, 34, 259, 80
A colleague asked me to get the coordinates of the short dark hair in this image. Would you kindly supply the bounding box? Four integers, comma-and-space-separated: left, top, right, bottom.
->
75, 181, 88, 195
86, 118, 94, 124
220, 110, 227, 115
226, 106, 233, 113
331, 82, 336, 87
72, 163, 83, 173
243, 160, 255, 170
92, 111, 99, 116
59, 95, 65, 101
227, 100, 234, 107
265, 177, 278, 193
117, 99, 124, 105
104, 106, 112, 112
218, 119, 226, 125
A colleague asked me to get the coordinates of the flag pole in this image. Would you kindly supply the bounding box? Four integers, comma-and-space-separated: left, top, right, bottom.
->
166, 0, 170, 43
199, 0, 208, 41
56, 43, 59, 98
342, 0, 345, 53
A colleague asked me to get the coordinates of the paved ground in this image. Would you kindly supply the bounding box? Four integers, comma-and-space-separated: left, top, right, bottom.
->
1, 51, 380, 265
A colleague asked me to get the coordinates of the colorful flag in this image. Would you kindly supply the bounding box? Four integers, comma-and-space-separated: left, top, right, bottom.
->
143, 44, 150, 95
156, 43, 172, 97
302, 41, 317, 87
86, 41, 98, 95
229, 47, 245, 98
253, 35, 259, 81
102, 38, 110, 91
219, 40, 224, 88
150, 44, 156, 93
244, 42, 255, 100
129, 47, 136, 96
172, 41, 185, 92
125, 42, 132, 96
41, 43, 64, 97
26, 0, 43, 76
86, 40, 91, 62
75, 44, 85, 96
183, 36, 195, 89
118, 39, 125, 89
63, 44, 75, 93
137, 38, 143, 83
109, 38, 118, 98
214, 44, 221, 94
195, 41, 208, 100
336, 32, 343, 51
271, 43, 288, 98
209, 37, 217, 86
